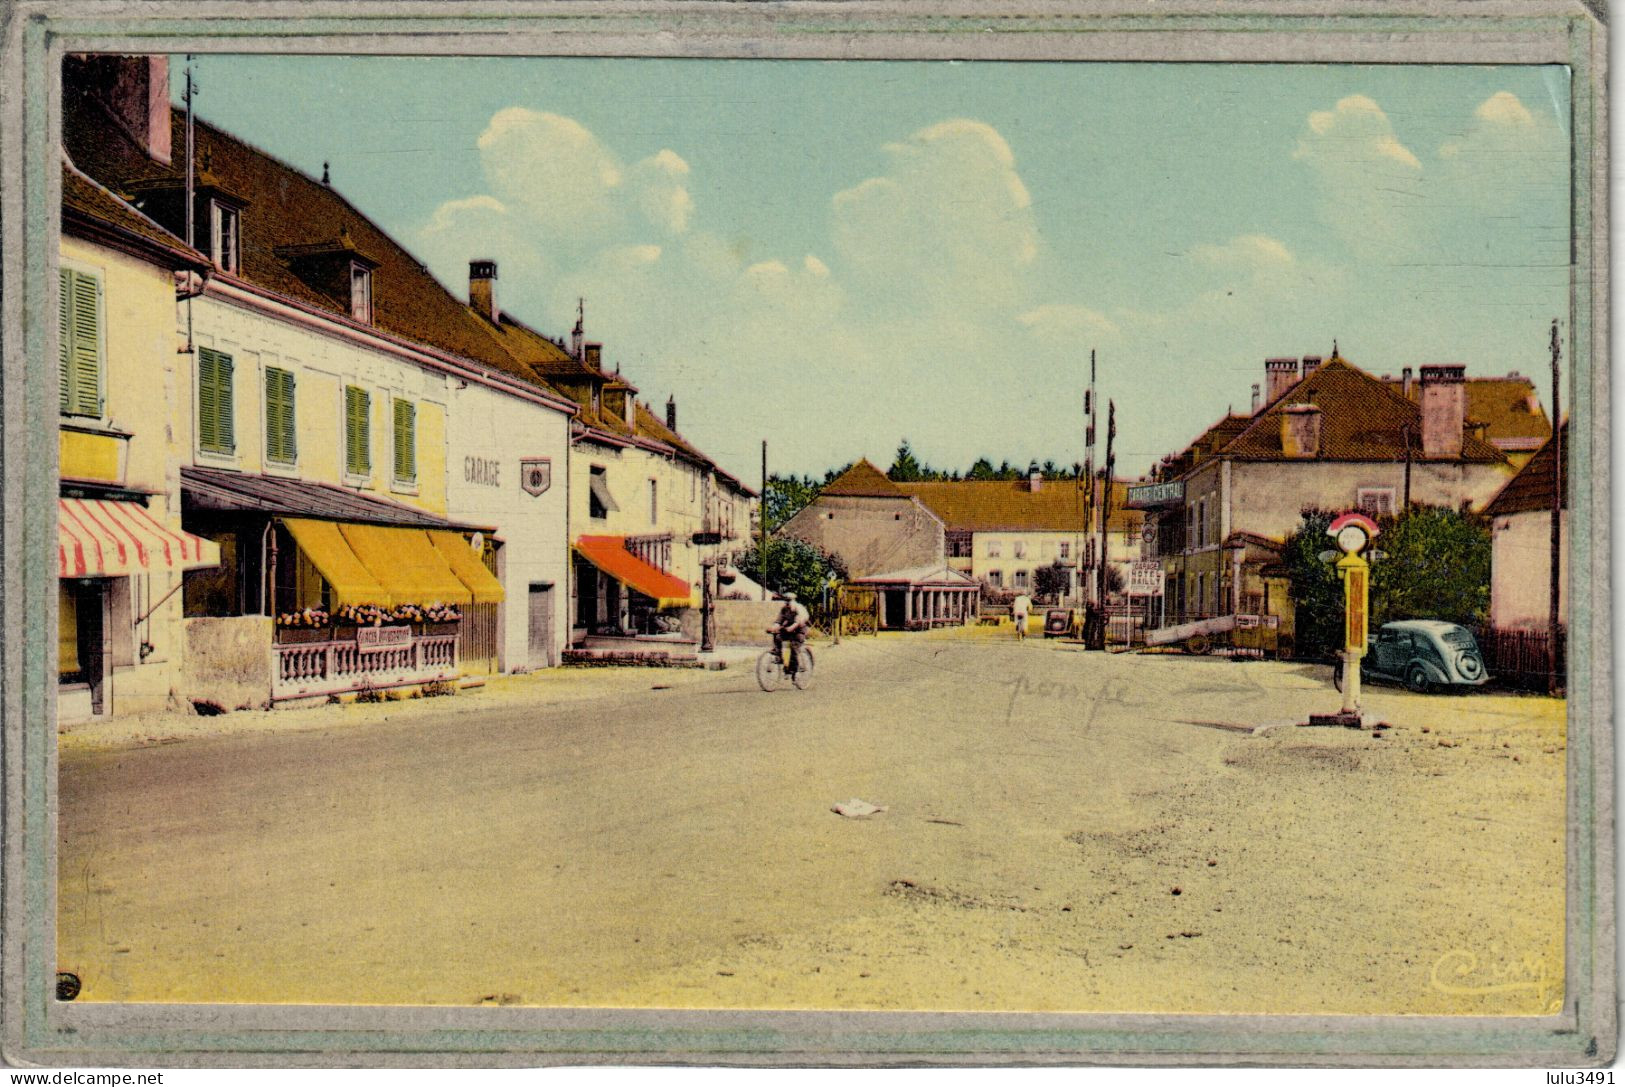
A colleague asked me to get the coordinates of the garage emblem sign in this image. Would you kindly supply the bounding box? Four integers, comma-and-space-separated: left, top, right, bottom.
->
520, 458, 552, 497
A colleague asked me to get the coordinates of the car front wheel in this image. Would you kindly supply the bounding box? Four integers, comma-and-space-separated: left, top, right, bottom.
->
1406, 663, 1431, 694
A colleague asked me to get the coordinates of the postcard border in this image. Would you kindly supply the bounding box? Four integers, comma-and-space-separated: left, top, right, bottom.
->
1, 0, 1613, 1068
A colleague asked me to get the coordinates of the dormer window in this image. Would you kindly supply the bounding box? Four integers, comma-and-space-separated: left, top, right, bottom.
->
210, 201, 240, 273
350, 263, 373, 324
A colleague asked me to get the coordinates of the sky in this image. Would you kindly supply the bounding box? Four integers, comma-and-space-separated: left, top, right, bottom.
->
171, 56, 1573, 481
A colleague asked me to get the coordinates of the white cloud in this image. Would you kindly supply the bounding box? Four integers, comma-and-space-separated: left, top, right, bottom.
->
1018, 304, 1119, 340
1296, 95, 1422, 171
832, 118, 1040, 314
1191, 234, 1294, 269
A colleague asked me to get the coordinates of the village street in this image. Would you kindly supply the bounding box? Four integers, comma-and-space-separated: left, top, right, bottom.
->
57, 630, 1565, 1016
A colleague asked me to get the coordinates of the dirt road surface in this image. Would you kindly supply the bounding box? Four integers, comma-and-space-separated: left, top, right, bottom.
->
58, 631, 1565, 1014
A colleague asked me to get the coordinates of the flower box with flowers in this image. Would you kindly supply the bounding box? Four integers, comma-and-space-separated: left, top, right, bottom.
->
275, 608, 332, 644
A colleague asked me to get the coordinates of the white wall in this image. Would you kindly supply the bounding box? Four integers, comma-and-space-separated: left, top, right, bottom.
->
444, 381, 573, 669
1491, 510, 1568, 630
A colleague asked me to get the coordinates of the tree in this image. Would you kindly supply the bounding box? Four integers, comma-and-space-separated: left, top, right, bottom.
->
762, 473, 821, 533
733, 537, 847, 606
1369, 505, 1491, 629
967, 457, 997, 481
1034, 561, 1071, 603
889, 440, 927, 482
1282, 505, 1491, 658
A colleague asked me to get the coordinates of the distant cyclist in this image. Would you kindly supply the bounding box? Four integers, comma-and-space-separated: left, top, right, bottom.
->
771, 592, 812, 675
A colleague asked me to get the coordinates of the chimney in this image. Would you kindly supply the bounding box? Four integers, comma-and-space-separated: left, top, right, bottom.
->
468, 260, 498, 324
1401, 366, 1414, 399
1419, 364, 1467, 458
1300, 355, 1323, 381
665, 395, 677, 431
65, 55, 172, 166
1264, 358, 1299, 403
584, 342, 603, 371
1028, 463, 1042, 493
1250, 384, 1261, 415
1280, 404, 1322, 459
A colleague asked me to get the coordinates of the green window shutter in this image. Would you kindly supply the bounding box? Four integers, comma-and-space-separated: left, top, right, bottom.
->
69, 272, 103, 416
393, 398, 416, 483
346, 386, 370, 476
58, 269, 71, 413
197, 347, 235, 455
58, 268, 103, 417
265, 368, 296, 464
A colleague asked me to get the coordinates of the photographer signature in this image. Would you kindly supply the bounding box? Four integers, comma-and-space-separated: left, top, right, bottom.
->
1430, 948, 1562, 1013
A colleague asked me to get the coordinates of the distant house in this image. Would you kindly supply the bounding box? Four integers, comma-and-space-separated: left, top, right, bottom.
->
1484, 421, 1567, 633
1134, 351, 1517, 646
897, 465, 1143, 600
779, 460, 977, 630
1380, 369, 1551, 466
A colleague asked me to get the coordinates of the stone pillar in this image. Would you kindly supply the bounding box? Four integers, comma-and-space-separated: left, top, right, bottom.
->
904, 589, 914, 628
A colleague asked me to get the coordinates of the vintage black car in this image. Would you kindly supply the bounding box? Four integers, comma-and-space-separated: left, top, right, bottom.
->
1359, 620, 1490, 692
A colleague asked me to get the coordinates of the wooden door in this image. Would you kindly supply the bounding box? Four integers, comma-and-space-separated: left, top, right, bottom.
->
528, 583, 555, 669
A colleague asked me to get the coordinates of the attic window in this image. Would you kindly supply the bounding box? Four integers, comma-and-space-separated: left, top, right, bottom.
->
210, 201, 239, 273
350, 263, 373, 324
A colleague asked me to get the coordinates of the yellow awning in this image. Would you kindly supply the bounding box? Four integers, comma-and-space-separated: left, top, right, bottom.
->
340, 523, 472, 607
427, 530, 505, 604
282, 518, 388, 606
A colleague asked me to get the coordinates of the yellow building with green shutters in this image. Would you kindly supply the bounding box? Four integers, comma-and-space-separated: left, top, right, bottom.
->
58, 161, 222, 722
64, 54, 576, 705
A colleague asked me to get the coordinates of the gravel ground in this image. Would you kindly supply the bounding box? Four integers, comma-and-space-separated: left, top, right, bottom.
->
57, 629, 1566, 1015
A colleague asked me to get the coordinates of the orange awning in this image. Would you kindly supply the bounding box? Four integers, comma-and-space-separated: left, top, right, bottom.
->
59, 497, 219, 577
574, 535, 694, 607
281, 518, 388, 607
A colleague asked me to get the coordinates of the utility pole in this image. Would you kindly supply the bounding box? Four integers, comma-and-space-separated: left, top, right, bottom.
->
1097, 400, 1117, 635
1401, 421, 1413, 511
1083, 350, 1097, 606
1548, 318, 1563, 696
760, 439, 769, 600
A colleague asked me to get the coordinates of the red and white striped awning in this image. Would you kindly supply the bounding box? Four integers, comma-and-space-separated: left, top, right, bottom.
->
59, 498, 220, 578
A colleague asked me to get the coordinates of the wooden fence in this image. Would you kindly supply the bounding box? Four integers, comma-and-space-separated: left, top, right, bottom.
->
1476, 627, 1566, 693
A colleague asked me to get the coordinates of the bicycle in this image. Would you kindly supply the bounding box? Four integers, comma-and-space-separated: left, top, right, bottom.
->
757, 630, 815, 692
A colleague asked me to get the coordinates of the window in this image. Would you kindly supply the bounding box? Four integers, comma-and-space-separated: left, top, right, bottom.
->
196, 347, 236, 456
210, 201, 240, 273
1059, 541, 1071, 560
988, 570, 1003, 588
649, 479, 658, 524
987, 541, 1002, 558
1357, 487, 1396, 516
1196, 499, 1207, 548
947, 533, 972, 558
344, 385, 371, 477
58, 267, 103, 418
392, 398, 416, 485
588, 465, 616, 520
350, 264, 373, 324
263, 367, 297, 466
1014, 541, 1027, 559
1014, 570, 1030, 590
1196, 573, 1206, 615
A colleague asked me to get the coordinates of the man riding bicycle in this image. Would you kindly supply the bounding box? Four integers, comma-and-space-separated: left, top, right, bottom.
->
770, 592, 811, 676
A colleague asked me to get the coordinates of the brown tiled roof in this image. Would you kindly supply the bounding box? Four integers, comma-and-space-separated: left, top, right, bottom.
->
822, 460, 905, 497
61, 159, 207, 268
1484, 421, 1568, 517
1384, 373, 1551, 448
1217, 357, 1507, 464
898, 480, 1092, 533
181, 465, 493, 531
63, 89, 556, 395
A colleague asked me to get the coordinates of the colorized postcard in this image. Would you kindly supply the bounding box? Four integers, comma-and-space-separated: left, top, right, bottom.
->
0, 0, 1613, 1070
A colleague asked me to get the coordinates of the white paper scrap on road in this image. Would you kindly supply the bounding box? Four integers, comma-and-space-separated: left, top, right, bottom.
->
831, 798, 887, 818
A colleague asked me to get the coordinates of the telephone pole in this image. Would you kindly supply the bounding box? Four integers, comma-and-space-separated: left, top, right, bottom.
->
1083, 350, 1097, 606
760, 440, 769, 600
1096, 400, 1117, 634
1548, 318, 1563, 696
